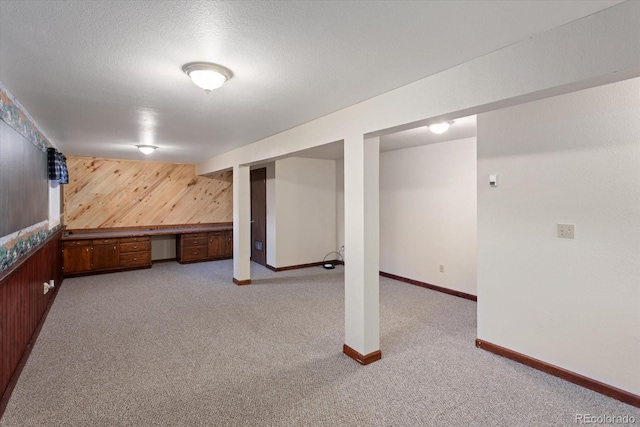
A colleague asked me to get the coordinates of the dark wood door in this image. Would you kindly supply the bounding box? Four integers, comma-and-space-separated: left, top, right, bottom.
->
92, 243, 119, 270
250, 168, 267, 266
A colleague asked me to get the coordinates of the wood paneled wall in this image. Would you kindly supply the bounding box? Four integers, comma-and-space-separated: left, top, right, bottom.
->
0, 229, 63, 408
64, 157, 232, 229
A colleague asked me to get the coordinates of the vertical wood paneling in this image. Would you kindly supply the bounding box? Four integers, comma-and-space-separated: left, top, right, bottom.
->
0, 229, 62, 407
64, 157, 233, 229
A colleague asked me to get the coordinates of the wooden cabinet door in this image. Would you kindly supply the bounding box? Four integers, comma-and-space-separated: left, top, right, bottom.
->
63, 245, 92, 274
208, 232, 231, 258
209, 231, 233, 258
208, 233, 226, 258
92, 243, 119, 270
225, 231, 233, 257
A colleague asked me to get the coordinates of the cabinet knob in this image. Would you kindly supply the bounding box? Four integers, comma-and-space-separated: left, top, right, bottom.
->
133, 246, 137, 249
133, 258, 137, 261
114, 245, 116, 250
86, 248, 89, 253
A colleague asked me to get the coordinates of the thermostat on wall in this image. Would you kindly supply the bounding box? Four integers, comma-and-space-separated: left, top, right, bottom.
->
489, 174, 498, 187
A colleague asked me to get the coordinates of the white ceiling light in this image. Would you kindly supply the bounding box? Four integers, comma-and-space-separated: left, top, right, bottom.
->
136, 145, 158, 155
428, 121, 454, 135
182, 62, 233, 93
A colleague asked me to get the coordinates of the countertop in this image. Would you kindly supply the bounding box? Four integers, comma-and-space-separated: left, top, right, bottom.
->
62, 224, 233, 240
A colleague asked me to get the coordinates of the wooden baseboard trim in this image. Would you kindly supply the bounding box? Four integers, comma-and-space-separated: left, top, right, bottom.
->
380, 271, 477, 301
233, 278, 251, 286
0, 278, 64, 418
63, 264, 152, 278
343, 344, 382, 365
266, 260, 341, 272
475, 339, 640, 408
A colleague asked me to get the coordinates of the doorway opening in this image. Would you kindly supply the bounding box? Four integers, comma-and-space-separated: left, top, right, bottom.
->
250, 168, 267, 266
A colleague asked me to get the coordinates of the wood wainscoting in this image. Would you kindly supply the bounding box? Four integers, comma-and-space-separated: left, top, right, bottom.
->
0, 228, 64, 417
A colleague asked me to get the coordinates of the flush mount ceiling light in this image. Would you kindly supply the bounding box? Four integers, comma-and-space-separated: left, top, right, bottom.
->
136, 145, 158, 155
428, 121, 454, 135
182, 62, 233, 93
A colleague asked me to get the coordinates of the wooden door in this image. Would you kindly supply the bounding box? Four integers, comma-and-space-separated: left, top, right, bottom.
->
92, 241, 119, 270
250, 168, 267, 266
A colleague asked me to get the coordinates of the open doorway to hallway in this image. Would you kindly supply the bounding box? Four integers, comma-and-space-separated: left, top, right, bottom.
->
250, 168, 267, 266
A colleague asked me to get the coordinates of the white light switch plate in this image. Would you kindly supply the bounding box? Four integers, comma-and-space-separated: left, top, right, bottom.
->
557, 224, 575, 239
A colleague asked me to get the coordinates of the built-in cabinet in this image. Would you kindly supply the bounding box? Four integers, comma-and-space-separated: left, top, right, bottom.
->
92, 238, 119, 270
118, 236, 151, 268
62, 225, 232, 275
177, 230, 233, 263
63, 236, 151, 276
62, 240, 92, 273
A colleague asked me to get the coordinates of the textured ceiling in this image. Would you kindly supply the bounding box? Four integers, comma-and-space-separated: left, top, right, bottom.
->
0, 1, 621, 163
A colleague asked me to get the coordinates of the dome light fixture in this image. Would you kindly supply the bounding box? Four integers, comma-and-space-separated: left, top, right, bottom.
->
182, 62, 233, 93
428, 121, 454, 135
136, 145, 158, 155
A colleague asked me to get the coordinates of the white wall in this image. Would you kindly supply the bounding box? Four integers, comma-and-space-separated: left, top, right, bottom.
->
336, 158, 344, 255
271, 157, 337, 268
151, 235, 176, 260
334, 138, 478, 295
477, 77, 640, 395
48, 180, 61, 229
380, 138, 477, 295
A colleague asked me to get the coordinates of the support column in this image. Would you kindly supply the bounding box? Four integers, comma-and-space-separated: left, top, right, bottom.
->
343, 134, 381, 364
233, 164, 251, 285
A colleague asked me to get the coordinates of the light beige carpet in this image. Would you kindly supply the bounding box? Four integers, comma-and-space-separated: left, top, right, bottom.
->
1, 261, 638, 426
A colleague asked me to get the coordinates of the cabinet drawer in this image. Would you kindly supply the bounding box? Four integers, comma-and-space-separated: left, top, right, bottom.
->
63, 240, 91, 248
119, 252, 151, 267
210, 230, 229, 237
120, 241, 151, 253
92, 238, 118, 245
119, 236, 150, 244
183, 232, 206, 238
182, 237, 207, 247
181, 245, 208, 261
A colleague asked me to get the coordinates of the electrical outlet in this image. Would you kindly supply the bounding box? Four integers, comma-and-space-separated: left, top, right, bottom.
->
557, 224, 575, 239
43, 280, 55, 295
439, 264, 444, 273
